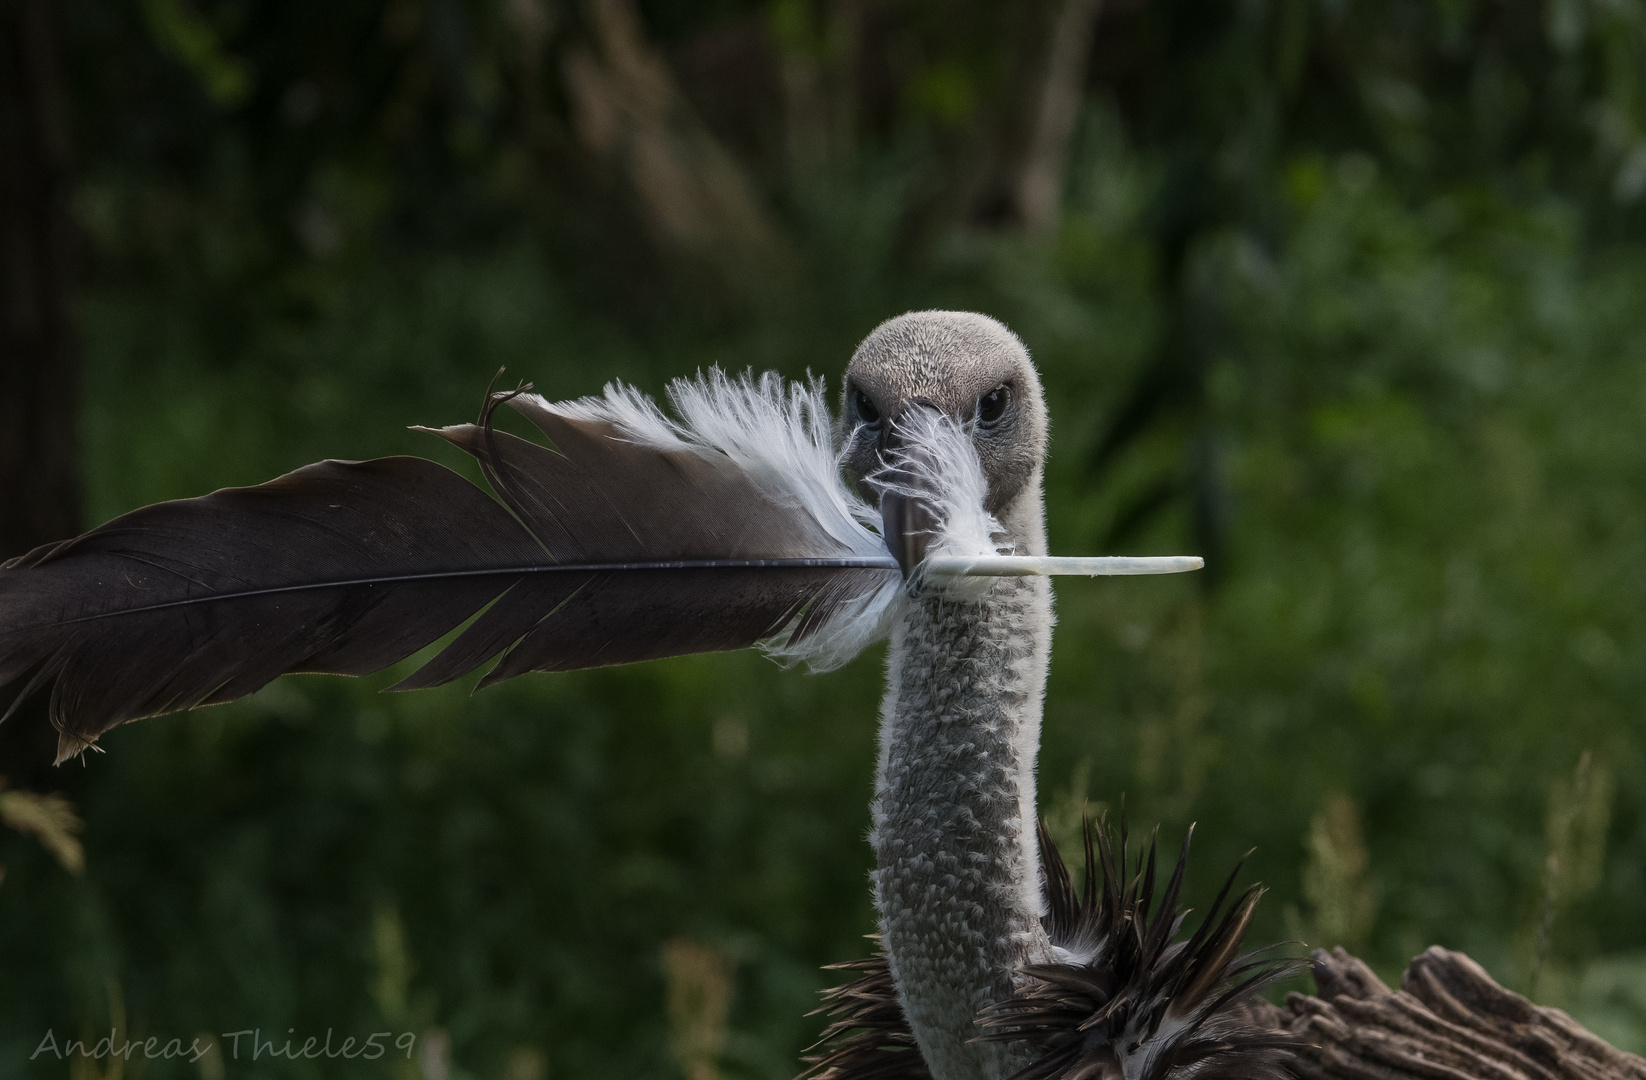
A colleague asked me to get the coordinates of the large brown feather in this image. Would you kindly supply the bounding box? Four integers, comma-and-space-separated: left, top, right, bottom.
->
0, 387, 895, 762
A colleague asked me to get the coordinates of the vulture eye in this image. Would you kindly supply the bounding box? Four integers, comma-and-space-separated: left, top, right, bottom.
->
978, 385, 1010, 425
853, 389, 881, 425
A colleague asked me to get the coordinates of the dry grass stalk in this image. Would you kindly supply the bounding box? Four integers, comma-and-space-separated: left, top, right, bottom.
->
0, 776, 85, 875
662, 937, 736, 1080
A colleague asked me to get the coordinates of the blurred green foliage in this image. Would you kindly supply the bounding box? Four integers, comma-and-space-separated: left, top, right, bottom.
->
4, 0, 1646, 1076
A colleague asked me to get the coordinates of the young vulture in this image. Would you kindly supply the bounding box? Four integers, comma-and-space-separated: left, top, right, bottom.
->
0, 311, 1292, 1080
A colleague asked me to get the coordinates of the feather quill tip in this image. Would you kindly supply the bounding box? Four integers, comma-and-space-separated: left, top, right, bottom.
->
924, 555, 1203, 577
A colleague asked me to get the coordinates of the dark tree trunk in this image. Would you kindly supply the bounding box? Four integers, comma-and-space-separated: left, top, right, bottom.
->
0, 0, 82, 781
1011, 0, 1103, 235
1252, 947, 1646, 1080
0, 0, 77, 558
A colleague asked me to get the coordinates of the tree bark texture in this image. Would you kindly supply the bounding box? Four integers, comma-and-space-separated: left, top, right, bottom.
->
1251, 947, 1646, 1080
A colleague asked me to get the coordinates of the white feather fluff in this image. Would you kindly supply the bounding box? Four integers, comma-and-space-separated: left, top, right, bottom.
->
517, 373, 829, 667
867, 406, 1006, 602
537, 369, 1014, 669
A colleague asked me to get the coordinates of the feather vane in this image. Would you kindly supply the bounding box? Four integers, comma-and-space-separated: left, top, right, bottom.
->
0, 372, 904, 761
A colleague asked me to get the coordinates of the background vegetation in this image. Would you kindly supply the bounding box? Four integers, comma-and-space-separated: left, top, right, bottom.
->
3, 0, 1646, 1076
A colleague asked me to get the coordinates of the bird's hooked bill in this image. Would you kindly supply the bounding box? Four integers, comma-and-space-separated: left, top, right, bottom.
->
873, 401, 945, 576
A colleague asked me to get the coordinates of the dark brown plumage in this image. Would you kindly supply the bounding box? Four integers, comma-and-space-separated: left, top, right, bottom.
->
801, 818, 1298, 1080
799, 943, 933, 1080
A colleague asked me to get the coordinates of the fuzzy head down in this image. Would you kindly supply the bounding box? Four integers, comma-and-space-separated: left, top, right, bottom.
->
840, 311, 1049, 527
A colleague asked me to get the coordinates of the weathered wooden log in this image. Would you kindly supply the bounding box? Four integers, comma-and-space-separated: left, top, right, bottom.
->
1247, 946, 1646, 1080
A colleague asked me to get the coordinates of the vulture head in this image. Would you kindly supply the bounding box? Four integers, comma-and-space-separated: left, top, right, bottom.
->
839, 311, 1051, 576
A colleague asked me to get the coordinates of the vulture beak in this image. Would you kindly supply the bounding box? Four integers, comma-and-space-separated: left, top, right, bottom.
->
876, 401, 947, 578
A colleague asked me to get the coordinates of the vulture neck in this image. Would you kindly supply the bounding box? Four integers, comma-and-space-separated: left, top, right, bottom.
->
871, 471, 1054, 1080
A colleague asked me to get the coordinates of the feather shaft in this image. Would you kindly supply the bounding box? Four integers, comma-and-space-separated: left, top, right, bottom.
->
7, 556, 906, 635
924, 555, 1204, 576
